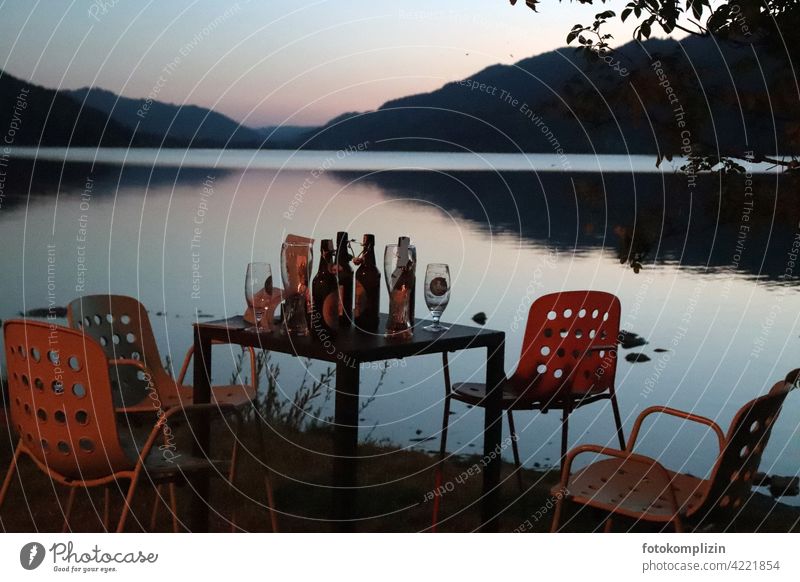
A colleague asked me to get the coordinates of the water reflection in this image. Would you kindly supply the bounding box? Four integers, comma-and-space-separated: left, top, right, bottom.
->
1, 157, 798, 489
339, 170, 800, 282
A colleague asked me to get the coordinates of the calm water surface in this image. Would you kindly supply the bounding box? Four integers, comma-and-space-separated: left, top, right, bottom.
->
1, 150, 798, 495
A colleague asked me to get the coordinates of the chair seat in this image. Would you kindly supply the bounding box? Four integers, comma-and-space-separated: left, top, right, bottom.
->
116, 380, 256, 414
118, 431, 231, 480
451, 382, 609, 411
551, 457, 708, 522
142, 454, 231, 480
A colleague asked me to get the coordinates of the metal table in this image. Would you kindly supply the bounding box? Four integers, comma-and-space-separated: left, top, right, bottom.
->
191, 314, 505, 531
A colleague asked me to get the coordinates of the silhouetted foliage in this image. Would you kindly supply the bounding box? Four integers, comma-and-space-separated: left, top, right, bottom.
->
510, 0, 800, 170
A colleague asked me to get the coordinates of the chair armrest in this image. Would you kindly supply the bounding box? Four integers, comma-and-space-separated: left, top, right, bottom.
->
133, 403, 244, 464
109, 358, 151, 372
627, 406, 725, 453
585, 344, 617, 353
177, 343, 258, 390
177, 346, 193, 385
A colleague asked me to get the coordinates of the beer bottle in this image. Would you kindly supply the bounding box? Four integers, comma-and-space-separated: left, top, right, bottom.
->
312, 239, 339, 332
335, 231, 354, 327
354, 234, 381, 331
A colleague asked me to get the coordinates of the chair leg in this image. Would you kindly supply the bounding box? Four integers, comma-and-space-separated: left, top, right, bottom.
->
431, 352, 453, 533
255, 422, 279, 533
103, 486, 111, 532
62, 488, 77, 533
610, 389, 626, 449
603, 517, 613, 532
550, 496, 565, 533
506, 410, 524, 493
116, 479, 140, 533
560, 405, 572, 466
0, 441, 22, 511
672, 515, 684, 533
149, 485, 164, 531
168, 483, 179, 533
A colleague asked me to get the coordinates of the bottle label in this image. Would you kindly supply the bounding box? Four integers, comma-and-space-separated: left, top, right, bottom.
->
354, 280, 366, 317
429, 276, 448, 296
322, 292, 338, 328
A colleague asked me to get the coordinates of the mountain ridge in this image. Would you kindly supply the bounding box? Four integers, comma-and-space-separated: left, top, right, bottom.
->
1, 34, 792, 155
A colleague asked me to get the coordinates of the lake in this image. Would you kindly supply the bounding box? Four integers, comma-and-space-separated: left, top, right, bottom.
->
1, 148, 798, 494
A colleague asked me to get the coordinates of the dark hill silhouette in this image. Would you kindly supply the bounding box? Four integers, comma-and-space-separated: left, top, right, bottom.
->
302, 36, 789, 155
68, 87, 261, 148
0, 71, 144, 147
2, 33, 791, 154
254, 125, 317, 147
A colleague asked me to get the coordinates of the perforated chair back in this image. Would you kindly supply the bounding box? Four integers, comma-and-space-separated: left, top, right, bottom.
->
67, 295, 164, 373
4, 320, 131, 480
511, 291, 621, 402
67, 295, 181, 409
692, 380, 791, 520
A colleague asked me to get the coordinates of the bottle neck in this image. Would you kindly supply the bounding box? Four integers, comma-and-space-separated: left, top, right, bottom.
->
336, 233, 350, 267
360, 244, 376, 267
318, 252, 332, 274
337, 243, 351, 267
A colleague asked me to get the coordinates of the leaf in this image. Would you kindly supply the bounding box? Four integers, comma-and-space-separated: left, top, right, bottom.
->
526, 0, 539, 11
595, 10, 616, 19
567, 30, 580, 44
689, 0, 704, 20
621, 7, 632, 21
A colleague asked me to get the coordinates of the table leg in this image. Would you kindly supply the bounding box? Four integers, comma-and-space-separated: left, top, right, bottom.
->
190, 326, 213, 532
332, 360, 360, 532
480, 338, 505, 532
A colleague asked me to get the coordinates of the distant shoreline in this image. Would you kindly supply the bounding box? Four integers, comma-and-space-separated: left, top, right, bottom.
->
6, 147, 785, 174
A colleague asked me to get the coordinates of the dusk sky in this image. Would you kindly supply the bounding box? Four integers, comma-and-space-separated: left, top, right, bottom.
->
1, 1, 655, 127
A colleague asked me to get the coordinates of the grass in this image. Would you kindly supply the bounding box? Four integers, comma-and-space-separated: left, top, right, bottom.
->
1, 406, 798, 533
1, 359, 798, 533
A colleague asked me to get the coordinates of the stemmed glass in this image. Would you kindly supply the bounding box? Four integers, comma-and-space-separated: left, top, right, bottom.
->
423, 263, 450, 332
245, 262, 272, 331
281, 241, 313, 336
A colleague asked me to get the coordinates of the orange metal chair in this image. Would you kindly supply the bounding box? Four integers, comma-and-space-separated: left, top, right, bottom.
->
0, 320, 251, 532
432, 291, 625, 529
66, 295, 257, 413
550, 372, 797, 532
67, 295, 279, 531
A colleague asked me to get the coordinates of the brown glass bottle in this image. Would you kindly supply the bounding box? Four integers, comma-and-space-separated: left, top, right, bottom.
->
335, 231, 354, 327
312, 239, 338, 333
354, 234, 381, 332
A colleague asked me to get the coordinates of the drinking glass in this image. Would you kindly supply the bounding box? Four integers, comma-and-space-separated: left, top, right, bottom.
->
423, 263, 451, 332
383, 243, 416, 338
281, 242, 313, 336
245, 262, 272, 331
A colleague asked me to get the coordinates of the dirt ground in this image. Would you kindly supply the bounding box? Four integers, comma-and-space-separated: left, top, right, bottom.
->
1, 408, 798, 533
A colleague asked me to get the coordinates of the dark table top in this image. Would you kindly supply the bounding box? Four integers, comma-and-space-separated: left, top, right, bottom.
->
195, 314, 504, 363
